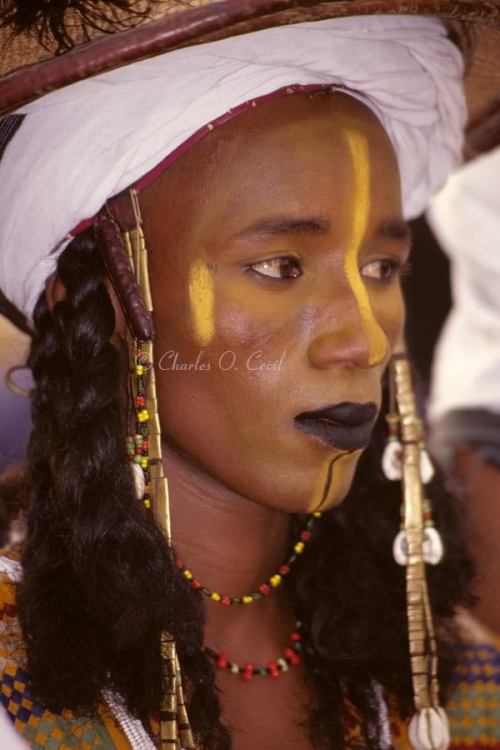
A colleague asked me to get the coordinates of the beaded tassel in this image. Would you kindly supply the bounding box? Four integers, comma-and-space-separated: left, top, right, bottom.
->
391, 352, 449, 750
123, 189, 194, 749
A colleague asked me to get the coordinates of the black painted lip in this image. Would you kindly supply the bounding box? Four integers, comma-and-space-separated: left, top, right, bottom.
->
294, 402, 377, 451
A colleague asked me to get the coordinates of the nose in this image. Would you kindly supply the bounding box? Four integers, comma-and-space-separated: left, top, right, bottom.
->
305, 278, 389, 370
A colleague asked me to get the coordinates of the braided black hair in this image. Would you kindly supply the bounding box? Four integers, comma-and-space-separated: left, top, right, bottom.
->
18, 227, 230, 749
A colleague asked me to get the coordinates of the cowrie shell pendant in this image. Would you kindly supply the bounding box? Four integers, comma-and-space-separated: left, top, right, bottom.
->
408, 707, 450, 750
382, 440, 403, 480
393, 527, 444, 566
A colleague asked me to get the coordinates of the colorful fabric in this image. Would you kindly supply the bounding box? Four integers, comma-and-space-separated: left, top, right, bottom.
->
447, 612, 500, 749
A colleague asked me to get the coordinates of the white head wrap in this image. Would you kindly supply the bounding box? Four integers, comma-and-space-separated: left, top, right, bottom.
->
0, 14, 465, 320
428, 146, 500, 428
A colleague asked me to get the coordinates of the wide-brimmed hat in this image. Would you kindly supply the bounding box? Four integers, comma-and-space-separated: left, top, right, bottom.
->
0, 0, 499, 157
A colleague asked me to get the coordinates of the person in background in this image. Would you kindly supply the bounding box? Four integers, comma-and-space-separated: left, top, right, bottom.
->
427, 146, 500, 747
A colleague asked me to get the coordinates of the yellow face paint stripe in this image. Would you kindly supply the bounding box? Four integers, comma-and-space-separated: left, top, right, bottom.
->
343, 129, 388, 366
188, 260, 215, 346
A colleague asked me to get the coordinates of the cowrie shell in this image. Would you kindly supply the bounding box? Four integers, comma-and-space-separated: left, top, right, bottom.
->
420, 449, 435, 484
408, 707, 450, 750
393, 528, 444, 566
382, 440, 403, 480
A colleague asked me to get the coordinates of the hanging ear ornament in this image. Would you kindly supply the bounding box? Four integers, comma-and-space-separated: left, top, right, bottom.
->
382, 362, 403, 480
95, 189, 195, 750
389, 351, 449, 750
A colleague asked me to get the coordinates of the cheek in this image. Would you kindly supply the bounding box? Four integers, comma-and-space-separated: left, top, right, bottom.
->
371, 285, 405, 350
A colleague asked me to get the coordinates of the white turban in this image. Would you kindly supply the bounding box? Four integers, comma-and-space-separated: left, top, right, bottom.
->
428, 146, 500, 427
0, 14, 465, 320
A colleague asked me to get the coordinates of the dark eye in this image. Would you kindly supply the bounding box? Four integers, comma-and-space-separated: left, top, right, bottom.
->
361, 259, 401, 283
248, 256, 302, 280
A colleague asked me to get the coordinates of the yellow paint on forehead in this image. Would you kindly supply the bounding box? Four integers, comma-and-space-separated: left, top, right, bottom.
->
188, 260, 215, 346
343, 129, 388, 366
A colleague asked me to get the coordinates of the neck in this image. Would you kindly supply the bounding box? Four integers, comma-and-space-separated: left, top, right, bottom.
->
164, 441, 293, 598
163, 442, 298, 652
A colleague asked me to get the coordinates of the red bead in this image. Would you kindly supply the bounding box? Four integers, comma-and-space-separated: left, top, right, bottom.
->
221, 595, 231, 606
300, 530, 312, 541
242, 663, 254, 681
217, 652, 228, 669
258, 583, 271, 595
266, 660, 280, 679
176, 559, 184, 569
135, 396, 146, 407
191, 580, 202, 589
289, 631, 301, 643
279, 565, 290, 575
284, 648, 301, 666
142, 441, 149, 451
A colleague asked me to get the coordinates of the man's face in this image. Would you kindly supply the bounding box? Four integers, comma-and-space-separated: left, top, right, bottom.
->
141, 91, 408, 513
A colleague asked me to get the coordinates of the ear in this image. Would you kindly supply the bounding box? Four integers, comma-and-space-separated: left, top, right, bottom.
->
44, 272, 66, 312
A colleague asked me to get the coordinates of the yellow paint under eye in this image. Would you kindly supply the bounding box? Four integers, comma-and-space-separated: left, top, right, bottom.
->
343, 129, 388, 366
188, 260, 215, 346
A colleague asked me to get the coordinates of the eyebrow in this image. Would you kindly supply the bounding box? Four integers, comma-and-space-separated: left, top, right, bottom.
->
233, 216, 331, 240
233, 215, 412, 246
378, 218, 412, 246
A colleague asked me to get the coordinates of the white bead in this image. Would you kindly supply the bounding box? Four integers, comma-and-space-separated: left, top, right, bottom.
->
277, 658, 289, 672
131, 463, 145, 500
408, 707, 450, 750
382, 440, 403, 480
104, 690, 156, 749
420, 450, 435, 484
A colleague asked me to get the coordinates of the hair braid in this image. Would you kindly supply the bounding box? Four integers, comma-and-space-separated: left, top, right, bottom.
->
19, 228, 230, 749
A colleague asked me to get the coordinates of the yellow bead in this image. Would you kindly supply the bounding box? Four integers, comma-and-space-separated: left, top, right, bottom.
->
136, 365, 144, 376
242, 596, 253, 604
141, 458, 148, 469
294, 542, 305, 554
211, 592, 221, 602
183, 570, 193, 580
143, 499, 151, 509
270, 575, 282, 587
313, 512, 322, 518
138, 409, 149, 423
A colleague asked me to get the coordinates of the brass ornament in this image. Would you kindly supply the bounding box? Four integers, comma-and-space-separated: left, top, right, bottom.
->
124, 189, 194, 749
391, 352, 449, 750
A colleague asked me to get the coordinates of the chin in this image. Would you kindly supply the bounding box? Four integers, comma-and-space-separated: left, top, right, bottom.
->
306, 449, 362, 513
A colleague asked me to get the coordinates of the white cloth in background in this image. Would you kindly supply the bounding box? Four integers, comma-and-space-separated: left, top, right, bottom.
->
0, 14, 465, 320
428, 146, 500, 423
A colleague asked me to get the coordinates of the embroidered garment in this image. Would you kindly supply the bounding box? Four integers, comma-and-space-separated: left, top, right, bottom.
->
447, 612, 500, 749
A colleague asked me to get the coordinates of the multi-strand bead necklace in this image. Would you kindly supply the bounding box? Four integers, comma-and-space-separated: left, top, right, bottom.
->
177, 513, 321, 680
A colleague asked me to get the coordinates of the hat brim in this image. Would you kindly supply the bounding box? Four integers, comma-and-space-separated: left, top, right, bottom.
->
1, 0, 500, 153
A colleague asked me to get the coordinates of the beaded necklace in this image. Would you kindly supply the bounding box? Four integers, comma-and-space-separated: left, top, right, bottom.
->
175, 512, 322, 606
206, 626, 303, 681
